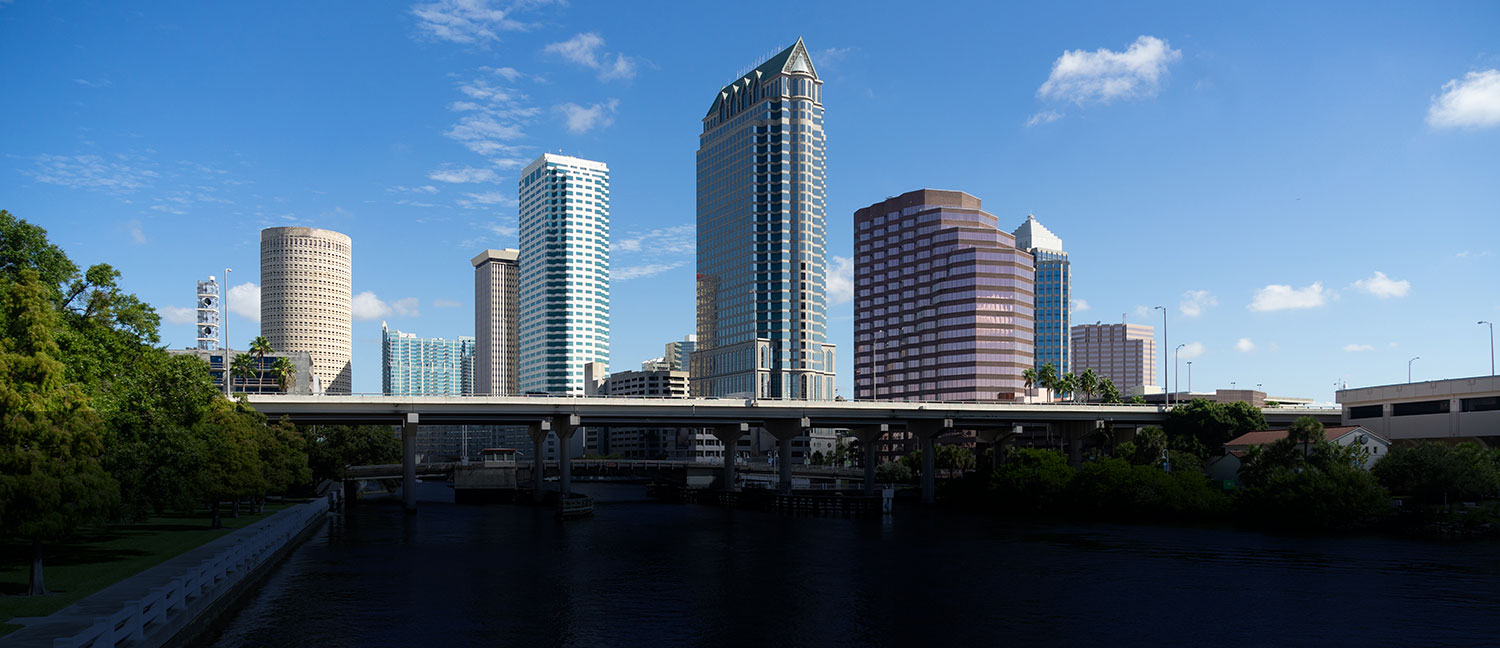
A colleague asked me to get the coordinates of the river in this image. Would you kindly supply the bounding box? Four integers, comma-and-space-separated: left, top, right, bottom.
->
205, 482, 1500, 647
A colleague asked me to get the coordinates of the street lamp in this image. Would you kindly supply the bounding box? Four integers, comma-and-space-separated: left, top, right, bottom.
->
1186, 361, 1192, 393
1154, 305, 1168, 406
1408, 356, 1420, 383
223, 267, 232, 397
1481, 321, 1495, 376
1174, 343, 1184, 401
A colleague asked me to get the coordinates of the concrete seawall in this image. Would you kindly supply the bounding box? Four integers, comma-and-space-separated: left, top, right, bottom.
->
1, 496, 336, 648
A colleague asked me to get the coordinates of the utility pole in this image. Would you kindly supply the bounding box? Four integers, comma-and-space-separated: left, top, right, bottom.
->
223, 267, 232, 397
1481, 321, 1495, 376
1408, 356, 1420, 383
1154, 306, 1168, 407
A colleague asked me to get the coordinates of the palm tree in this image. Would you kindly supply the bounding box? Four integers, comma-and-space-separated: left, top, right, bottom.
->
1099, 377, 1122, 404
230, 353, 256, 394
1056, 373, 1076, 402
1037, 363, 1059, 399
249, 336, 273, 393
272, 356, 296, 393
1077, 368, 1098, 403
1288, 416, 1323, 459
1022, 368, 1037, 394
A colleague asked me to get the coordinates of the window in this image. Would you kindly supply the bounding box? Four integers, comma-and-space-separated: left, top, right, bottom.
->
1348, 404, 1382, 419
1392, 399, 1450, 417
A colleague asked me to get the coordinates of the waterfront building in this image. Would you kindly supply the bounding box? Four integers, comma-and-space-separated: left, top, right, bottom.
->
664, 334, 697, 372
1336, 375, 1500, 443
472, 248, 520, 396
597, 369, 692, 458
1207, 425, 1389, 485
196, 276, 221, 351
1013, 214, 1070, 375
380, 322, 475, 396
260, 226, 353, 394
691, 38, 836, 400
168, 347, 315, 395
416, 425, 533, 463
1070, 321, 1158, 396
517, 154, 611, 395
853, 189, 1036, 402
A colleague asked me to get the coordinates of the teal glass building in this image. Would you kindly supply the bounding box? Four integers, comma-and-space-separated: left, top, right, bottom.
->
691, 39, 836, 399
381, 322, 475, 396
1013, 214, 1071, 374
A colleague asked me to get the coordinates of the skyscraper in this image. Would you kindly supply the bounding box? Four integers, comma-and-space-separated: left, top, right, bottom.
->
381, 322, 475, 396
692, 38, 835, 399
260, 226, 352, 394
1013, 214, 1070, 374
472, 248, 520, 396
517, 154, 610, 395
664, 334, 697, 372
1071, 321, 1158, 396
853, 190, 1036, 403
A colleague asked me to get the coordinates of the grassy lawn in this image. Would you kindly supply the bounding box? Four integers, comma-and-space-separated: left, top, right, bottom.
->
0, 502, 300, 632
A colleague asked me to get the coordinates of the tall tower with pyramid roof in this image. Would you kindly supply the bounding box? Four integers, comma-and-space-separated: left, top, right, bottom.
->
691, 39, 835, 400
1014, 213, 1071, 374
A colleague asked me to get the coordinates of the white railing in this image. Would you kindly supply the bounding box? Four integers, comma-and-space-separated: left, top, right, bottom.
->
51, 497, 332, 648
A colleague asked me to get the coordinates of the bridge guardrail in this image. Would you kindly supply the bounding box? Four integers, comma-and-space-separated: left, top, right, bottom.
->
49, 497, 332, 648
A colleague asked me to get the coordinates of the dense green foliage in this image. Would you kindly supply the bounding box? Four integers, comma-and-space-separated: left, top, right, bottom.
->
303, 425, 402, 483
1164, 398, 1266, 459
1372, 442, 1500, 506
874, 461, 913, 483
1234, 418, 1389, 529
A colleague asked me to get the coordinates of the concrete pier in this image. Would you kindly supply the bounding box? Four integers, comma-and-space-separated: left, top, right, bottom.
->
402, 413, 418, 513
527, 420, 551, 502
552, 414, 581, 497
765, 418, 810, 494
851, 424, 889, 496
908, 418, 952, 505
713, 423, 750, 491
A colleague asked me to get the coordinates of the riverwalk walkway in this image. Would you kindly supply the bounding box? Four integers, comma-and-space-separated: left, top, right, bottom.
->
0, 496, 335, 648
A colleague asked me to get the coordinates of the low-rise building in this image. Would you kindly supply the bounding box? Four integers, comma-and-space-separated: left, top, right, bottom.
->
168, 347, 316, 395
1336, 375, 1500, 444
1206, 425, 1389, 484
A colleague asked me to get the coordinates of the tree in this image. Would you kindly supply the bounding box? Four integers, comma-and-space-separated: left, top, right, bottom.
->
1372, 442, 1500, 507
0, 269, 120, 595
272, 356, 296, 393
1037, 363, 1059, 397
1098, 378, 1122, 404
303, 425, 402, 483
1076, 368, 1098, 403
231, 352, 256, 394
810, 450, 825, 466
1021, 368, 1037, 393
1055, 373, 1076, 402
0, 210, 78, 305
191, 399, 265, 528
1126, 427, 1167, 466
1165, 398, 1267, 453
989, 448, 1074, 511
1287, 416, 1323, 459
249, 336, 272, 393
875, 460, 913, 483
936, 444, 976, 471
257, 416, 310, 509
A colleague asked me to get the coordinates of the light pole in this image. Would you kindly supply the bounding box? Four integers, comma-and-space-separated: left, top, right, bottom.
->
1174, 343, 1184, 401
1186, 361, 1192, 393
1154, 305, 1168, 406
1481, 321, 1495, 376
1408, 356, 1420, 383
223, 267, 232, 397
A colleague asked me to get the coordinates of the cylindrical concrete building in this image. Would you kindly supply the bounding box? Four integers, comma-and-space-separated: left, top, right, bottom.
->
260, 227, 352, 394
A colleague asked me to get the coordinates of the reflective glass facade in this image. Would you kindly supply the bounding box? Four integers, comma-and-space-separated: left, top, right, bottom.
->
517, 154, 610, 395
692, 39, 836, 399
1014, 214, 1070, 374
381, 323, 475, 396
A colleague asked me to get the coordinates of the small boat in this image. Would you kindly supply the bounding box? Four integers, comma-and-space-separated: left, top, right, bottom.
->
558, 493, 594, 520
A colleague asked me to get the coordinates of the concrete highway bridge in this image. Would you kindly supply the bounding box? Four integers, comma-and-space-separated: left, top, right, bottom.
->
248, 395, 1338, 511
346, 459, 861, 487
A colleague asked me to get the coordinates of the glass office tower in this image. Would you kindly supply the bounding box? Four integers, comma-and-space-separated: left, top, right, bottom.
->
692, 38, 836, 399
381, 322, 475, 396
517, 153, 611, 395
1013, 214, 1070, 374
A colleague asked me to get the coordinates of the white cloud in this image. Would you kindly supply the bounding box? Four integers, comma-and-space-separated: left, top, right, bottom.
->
433, 298, 462, 308
1235, 337, 1256, 353
615, 224, 694, 256
1134, 305, 1154, 318
26, 153, 159, 194
389, 184, 440, 194
1426, 69, 1500, 129
428, 166, 498, 183
351, 291, 391, 320
1178, 341, 1205, 360
615, 262, 684, 281
1343, 344, 1375, 352
1179, 289, 1216, 318
828, 256, 854, 305
392, 297, 420, 317
1456, 250, 1492, 259
1248, 282, 1327, 312
124, 219, 147, 244
1071, 298, 1090, 312
1025, 110, 1062, 127
226, 282, 260, 322
1350, 271, 1410, 299
457, 191, 515, 208
161, 305, 196, 325
543, 32, 637, 81
74, 78, 111, 88
558, 100, 619, 134
1037, 35, 1182, 105
409, 0, 528, 45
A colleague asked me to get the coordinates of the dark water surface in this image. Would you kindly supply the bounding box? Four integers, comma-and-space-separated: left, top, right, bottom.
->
207, 483, 1500, 647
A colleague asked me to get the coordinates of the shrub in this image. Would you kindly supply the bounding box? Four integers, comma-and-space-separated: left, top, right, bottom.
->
874, 461, 913, 483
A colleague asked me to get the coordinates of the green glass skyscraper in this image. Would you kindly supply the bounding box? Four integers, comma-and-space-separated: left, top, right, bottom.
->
692, 38, 836, 399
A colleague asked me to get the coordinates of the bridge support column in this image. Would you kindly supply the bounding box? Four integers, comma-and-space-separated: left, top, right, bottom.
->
553, 415, 581, 497
765, 418, 811, 494
1063, 420, 1104, 469
908, 419, 952, 505
975, 424, 1024, 471
851, 424, 889, 496
712, 423, 750, 491
402, 413, 418, 513
527, 420, 552, 502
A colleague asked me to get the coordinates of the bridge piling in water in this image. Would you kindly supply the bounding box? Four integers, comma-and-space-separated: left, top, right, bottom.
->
850, 424, 889, 496
403, 413, 418, 513
908, 418, 952, 505
713, 423, 750, 491
528, 420, 551, 502
553, 414, 581, 497
765, 417, 810, 494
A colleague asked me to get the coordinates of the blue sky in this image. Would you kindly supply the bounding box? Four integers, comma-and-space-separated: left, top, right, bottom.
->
3, 1, 1498, 402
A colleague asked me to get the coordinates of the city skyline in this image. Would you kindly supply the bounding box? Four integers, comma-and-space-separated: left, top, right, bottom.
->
3, 2, 1499, 402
